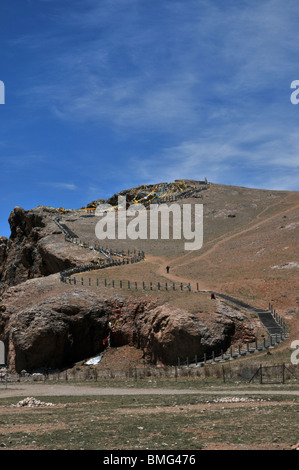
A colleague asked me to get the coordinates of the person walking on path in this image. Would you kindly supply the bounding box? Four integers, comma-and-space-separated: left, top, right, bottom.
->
166, 265, 170, 273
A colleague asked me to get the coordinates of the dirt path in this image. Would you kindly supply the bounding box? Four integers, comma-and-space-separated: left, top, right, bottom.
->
148, 255, 207, 290
0, 383, 298, 398
173, 196, 299, 269
145, 195, 299, 293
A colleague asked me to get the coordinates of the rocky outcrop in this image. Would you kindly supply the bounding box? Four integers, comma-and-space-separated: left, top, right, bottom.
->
0, 199, 258, 372
0, 207, 99, 293
0, 276, 109, 371
0, 236, 8, 278
109, 301, 236, 364
0, 275, 247, 372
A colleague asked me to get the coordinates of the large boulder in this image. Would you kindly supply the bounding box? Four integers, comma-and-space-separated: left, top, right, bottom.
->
0, 275, 244, 371
0, 207, 99, 292
0, 276, 109, 371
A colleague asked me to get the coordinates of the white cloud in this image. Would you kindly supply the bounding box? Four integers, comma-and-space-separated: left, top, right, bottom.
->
39, 182, 77, 190
13, 0, 299, 191
128, 117, 299, 190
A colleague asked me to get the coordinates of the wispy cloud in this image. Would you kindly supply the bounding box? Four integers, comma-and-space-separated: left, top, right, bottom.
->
129, 118, 299, 191
6, 0, 299, 192
38, 182, 78, 191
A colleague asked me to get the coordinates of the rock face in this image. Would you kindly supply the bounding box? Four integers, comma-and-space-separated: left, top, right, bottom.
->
0, 202, 257, 372
0, 275, 246, 372
0, 277, 109, 371
109, 301, 236, 364
0, 207, 99, 293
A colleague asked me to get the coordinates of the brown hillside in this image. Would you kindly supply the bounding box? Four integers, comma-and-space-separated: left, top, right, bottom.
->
0, 181, 298, 370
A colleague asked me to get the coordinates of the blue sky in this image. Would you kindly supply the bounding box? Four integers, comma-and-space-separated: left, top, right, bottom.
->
0, 0, 299, 237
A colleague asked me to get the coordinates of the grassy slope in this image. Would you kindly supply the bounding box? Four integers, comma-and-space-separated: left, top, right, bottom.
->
57, 183, 299, 362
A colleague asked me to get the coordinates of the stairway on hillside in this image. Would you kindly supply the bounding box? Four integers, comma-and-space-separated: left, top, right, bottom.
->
214, 292, 284, 337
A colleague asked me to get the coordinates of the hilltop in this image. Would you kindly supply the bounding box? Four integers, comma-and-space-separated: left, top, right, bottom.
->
0, 180, 298, 372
